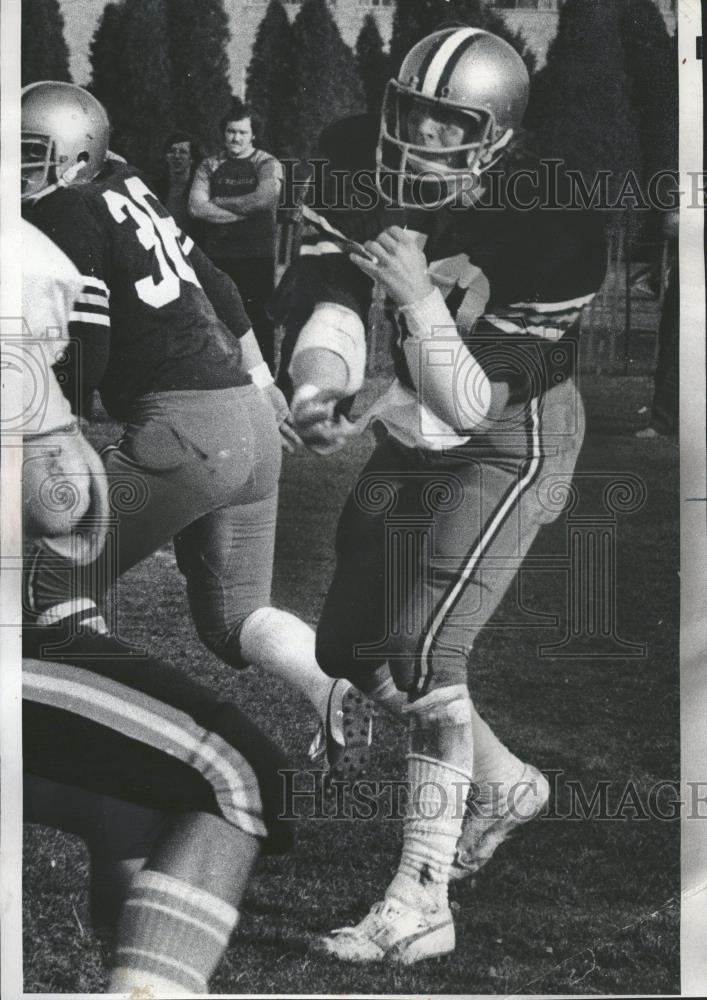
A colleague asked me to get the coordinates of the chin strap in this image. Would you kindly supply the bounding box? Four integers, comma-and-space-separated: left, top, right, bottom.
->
24, 159, 90, 204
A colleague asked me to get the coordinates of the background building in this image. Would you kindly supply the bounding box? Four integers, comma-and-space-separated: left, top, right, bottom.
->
58, 0, 676, 90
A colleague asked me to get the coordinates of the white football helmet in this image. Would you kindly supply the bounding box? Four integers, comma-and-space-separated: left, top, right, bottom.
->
376, 27, 530, 208
22, 81, 110, 201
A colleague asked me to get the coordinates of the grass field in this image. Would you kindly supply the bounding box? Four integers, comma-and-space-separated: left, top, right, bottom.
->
22, 375, 681, 995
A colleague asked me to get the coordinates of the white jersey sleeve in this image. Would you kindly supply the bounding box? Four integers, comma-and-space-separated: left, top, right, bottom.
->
22, 220, 84, 435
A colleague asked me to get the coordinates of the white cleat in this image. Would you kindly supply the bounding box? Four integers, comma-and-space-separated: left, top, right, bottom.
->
313, 897, 455, 964
307, 679, 374, 788
450, 764, 550, 881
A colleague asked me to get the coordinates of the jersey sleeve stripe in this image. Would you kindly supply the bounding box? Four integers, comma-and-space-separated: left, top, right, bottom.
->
70, 310, 111, 326
76, 293, 110, 308
180, 234, 194, 255
79, 277, 109, 296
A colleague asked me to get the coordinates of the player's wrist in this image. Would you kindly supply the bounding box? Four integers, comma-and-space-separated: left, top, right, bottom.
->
398, 286, 452, 338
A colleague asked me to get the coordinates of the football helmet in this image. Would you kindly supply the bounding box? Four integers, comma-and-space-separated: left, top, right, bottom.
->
22, 82, 110, 201
376, 27, 530, 208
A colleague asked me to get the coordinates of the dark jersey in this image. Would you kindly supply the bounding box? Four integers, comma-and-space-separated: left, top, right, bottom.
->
24, 161, 252, 420
276, 119, 607, 404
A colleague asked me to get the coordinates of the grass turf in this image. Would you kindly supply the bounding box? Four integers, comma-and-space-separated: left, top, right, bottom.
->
22, 375, 680, 994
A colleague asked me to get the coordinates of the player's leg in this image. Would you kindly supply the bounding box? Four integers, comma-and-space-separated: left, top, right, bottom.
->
172, 389, 371, 770
108, 812, 258, 996
448, 384, 585, 878
23, 652, 292, 993
23, 391, 259, 640
317, 400, 570, 961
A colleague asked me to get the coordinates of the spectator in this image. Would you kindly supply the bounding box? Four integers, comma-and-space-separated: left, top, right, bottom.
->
636, 209, 679, 438
189, 100, 282, 373
155, 131, 202, 238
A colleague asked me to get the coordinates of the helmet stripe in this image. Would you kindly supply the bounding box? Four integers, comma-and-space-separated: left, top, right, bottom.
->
434, 32, 487, 99
419, 27, 482, 98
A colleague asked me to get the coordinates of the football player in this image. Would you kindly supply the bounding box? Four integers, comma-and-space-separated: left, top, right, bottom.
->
20, 219, 293, 995
20, 82, 373, 784
281, 27, 607, 962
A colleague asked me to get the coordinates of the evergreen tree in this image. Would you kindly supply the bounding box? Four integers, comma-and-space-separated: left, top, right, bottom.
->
90, 2, 125, 123
526, 0, 641, 200
22, 0, 72, 86
165, 0, 233, 155
390, 0, 535, 78
246, 0, 294, 156
100, 0, 174, 177
356, 14, 391, 116
279, 0, 365, 161
619, 0, 677, 178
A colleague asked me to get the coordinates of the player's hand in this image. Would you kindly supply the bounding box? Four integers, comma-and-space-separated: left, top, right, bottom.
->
262, 383, 303, 453
350, 226, 434, 308
290, 385, 357, 455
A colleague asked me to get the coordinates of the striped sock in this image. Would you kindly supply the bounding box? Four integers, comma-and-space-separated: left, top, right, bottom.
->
387, 754, 472, 911
109, 870, 239, 996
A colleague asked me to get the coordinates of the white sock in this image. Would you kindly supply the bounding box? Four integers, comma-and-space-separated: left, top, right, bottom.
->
387, 754, 472, 912
239, 607, 334, 722
470, 704, 525, 799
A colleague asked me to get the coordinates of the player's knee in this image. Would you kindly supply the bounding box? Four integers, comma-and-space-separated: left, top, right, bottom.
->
314, 620, 356, 680
406, 684, 472, 728
208, 702, 294, 855
194, 616, 251, 671
405, 684, 473, 759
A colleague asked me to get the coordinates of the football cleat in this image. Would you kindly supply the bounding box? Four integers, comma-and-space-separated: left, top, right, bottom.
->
450, 764, 549, 881
308, 679, 373, 787
313, 897, 455, 964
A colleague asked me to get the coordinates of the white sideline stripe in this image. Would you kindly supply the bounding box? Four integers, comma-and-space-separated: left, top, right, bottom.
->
418, 397, 542, 691
22, 667, 268, 838
421, 28, 480, 98
113, 947, 204, 987
70, 310, 110, 326
123, 899, 230, 946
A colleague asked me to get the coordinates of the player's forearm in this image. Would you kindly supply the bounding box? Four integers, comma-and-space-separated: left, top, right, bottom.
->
188, 199, 240, 223
212, 190, 274, 215
400, 287, 492, 432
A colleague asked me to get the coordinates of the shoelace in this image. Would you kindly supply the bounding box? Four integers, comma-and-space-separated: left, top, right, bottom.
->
331, 899, 401, 937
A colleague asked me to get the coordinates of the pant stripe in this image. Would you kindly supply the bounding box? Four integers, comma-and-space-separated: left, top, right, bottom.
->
415, 397, 544, 695
22, 659, 268, 838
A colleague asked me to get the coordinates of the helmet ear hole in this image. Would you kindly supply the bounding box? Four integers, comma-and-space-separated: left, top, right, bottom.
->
21, 83, 110, 199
